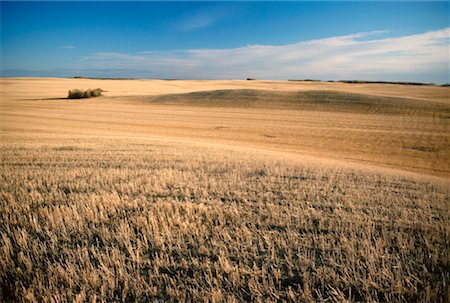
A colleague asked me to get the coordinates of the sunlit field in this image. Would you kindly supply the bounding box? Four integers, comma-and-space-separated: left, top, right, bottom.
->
1, 78, 449, 302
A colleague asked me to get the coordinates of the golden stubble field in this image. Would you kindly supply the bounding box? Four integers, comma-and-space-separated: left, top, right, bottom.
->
1, 78, 449, 302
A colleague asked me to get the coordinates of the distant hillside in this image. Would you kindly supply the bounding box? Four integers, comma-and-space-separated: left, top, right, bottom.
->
288, 79, 442, 86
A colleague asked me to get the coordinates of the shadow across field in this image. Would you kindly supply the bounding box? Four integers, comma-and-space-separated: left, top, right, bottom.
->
148, 89, 450, 117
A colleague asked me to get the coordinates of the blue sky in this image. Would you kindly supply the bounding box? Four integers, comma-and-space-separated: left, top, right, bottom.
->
1, 1, 449, 82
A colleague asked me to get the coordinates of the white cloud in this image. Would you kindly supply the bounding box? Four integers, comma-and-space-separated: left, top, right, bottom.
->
175, 13, 216, 31
75, 28, 450, 82
172, 5, 235, 31
62, 45, 75, 49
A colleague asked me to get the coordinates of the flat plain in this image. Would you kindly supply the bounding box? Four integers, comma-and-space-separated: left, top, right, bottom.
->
1, 78, 449, 302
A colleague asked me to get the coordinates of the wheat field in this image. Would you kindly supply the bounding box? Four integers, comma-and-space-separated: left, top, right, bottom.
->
1, 78, 449, 302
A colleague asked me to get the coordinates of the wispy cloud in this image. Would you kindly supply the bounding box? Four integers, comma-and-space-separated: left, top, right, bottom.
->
175, 13, 216, 31
172, 5, 236, 31
62, 45, 75, 49
75, 28, 449, 82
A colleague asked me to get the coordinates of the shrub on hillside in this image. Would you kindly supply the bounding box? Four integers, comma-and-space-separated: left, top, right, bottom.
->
68, 88, 103, 99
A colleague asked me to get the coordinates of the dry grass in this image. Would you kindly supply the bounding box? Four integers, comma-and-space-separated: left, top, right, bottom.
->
0, 78, 449, 302
1, 139, 449, 302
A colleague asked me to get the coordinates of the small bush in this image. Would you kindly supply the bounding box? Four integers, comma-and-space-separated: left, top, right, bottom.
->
68, 88, 103, 99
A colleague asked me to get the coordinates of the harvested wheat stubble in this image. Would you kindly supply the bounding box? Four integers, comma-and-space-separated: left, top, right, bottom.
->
1, 78, 449, 302
1, 139, 449, 302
